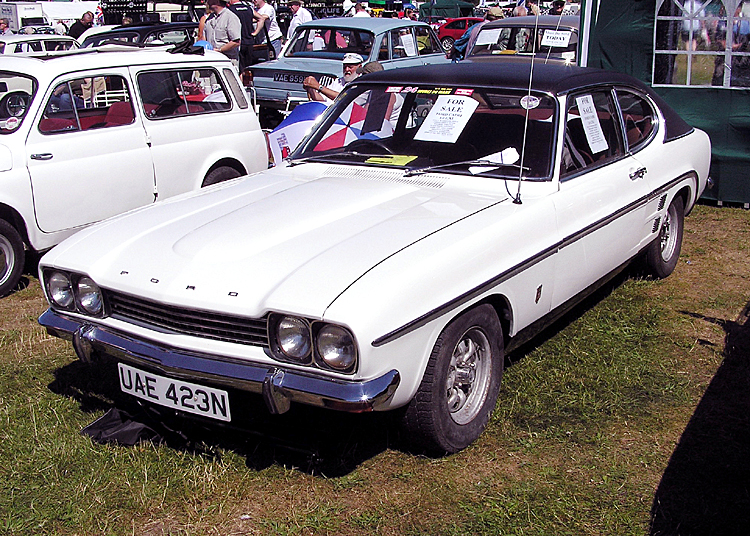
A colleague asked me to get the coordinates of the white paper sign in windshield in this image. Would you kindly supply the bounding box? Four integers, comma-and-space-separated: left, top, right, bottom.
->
575, 95, 609, 154
476, 28, 504, 46
414, 95, 480, 143
541, 29, 572, 48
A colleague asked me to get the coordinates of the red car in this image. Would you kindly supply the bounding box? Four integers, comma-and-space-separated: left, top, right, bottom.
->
437, 17, 483, 50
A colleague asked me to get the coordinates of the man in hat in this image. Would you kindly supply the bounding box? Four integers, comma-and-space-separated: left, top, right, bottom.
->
287, 0, 313, 41
548, 0, 565, 15
303, 53, 363, 103
449, 6, 504, 61
205, 0, 242, 67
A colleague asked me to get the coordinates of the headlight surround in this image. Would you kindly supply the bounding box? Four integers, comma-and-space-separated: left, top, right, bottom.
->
275, 315, 312, 361
44, 269, 106, 317
47, 271, 74, 310
316, 324, 357, 372
76, 276, 103, 315
269, 314, 358, 373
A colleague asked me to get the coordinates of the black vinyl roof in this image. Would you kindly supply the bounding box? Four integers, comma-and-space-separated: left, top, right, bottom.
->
360, 62, 693, 141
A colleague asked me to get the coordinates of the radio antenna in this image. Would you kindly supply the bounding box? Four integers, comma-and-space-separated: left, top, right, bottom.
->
514, 11, 541, 205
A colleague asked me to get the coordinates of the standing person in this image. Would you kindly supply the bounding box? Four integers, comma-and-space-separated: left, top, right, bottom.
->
303, 53, 363, 103
548, 0, 565, 15
253, 0, 283, 58
353, 3, 371, 17
228, 0, 258, 72
0, 18, 12, 36
68, 11, 94, 39
287, 0, 312, 41
205, 0, 242, 68
449, 6, 503, 61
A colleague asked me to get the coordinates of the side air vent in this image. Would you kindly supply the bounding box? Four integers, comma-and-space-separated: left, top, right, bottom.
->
658, 194, 668, 211
324, 167, 446, 189
652, 217, 661, 234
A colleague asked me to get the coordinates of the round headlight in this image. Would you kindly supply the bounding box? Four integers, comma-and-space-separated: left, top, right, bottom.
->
276, 316, 311, 360
48, 272, 74, 309
316, 324, 356, 371
76, 276, 103, 315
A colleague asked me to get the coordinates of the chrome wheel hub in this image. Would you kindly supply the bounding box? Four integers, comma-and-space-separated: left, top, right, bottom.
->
446, 327, 492, 425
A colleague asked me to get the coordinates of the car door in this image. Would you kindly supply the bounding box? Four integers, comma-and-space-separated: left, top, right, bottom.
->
551, 87, 655, 308
25, 69, 155, 234
134, 65, 237, 199
388, 27, 425, 68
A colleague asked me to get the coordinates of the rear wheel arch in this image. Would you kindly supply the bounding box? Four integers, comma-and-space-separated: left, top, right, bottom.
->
202, 158, 247, 187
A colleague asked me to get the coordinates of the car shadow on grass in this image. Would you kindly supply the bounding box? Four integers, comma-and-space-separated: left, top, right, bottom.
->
48, 358, 397, 476
650, 300, 750, 536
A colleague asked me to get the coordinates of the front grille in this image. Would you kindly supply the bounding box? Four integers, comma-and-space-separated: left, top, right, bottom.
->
106, 291, 269, 347
319, 75, 335, 87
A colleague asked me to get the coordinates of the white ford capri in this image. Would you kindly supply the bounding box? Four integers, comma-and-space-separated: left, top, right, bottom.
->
39, 62, 711, 454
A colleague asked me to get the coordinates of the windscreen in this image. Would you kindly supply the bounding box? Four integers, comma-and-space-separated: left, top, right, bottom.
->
294, 83, 557, 180
0, 71, 36, 134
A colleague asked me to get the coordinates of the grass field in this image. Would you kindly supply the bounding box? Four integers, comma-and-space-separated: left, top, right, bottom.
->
1, 204, 749, 535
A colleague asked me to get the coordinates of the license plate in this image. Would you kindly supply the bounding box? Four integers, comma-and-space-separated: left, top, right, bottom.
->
273, 72, 306, 84
118, 363, 231, 422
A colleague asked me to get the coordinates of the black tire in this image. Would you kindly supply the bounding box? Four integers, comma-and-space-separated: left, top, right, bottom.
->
646, 195, 684, 279
202, 166, 242, 187
401, 304, 504, 454
441, 36, 455, 51
0, 219, 25, 298
0, 91, 30, 118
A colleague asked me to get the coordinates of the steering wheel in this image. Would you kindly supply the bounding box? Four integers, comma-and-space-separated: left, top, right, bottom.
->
348, 138, 394, 155
0, 92, 30, 118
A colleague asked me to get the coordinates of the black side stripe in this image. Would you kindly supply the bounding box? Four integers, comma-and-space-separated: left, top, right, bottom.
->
371, 172, 697, 347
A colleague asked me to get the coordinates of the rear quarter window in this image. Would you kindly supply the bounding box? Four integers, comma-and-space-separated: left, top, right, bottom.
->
137, 68, 231, 119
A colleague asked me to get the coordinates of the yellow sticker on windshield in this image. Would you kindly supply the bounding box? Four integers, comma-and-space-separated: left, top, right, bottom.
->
365, 155, 418, 165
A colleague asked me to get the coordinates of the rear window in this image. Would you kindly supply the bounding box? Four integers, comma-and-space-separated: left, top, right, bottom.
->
284, 26, 375, 59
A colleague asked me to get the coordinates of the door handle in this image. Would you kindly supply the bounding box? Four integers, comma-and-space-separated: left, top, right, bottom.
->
629, 166, 647, 180
31, 153, 53, 161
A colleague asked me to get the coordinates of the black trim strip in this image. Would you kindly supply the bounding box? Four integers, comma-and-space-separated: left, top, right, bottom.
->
371, 171, 697, 347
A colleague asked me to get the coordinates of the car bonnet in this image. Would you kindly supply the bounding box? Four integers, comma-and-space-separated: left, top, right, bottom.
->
43, 165, 509, 320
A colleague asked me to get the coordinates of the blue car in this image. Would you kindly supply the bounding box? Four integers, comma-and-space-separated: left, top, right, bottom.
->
248, 17, 449, 125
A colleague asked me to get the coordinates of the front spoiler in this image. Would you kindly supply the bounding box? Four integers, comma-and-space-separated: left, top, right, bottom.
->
39, 309, 400, 415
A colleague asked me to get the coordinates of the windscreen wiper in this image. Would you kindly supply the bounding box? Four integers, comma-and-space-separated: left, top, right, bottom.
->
404, 159, 530, 177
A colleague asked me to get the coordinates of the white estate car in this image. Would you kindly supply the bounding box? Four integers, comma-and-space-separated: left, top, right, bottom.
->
0, 47, 268, 296
39, 63, 711, 454
0, 34, 79, 55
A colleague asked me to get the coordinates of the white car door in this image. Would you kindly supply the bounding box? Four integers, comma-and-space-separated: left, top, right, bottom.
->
133, 66, 245, 199
551, 88, 655, 308
25, 70, 155, 233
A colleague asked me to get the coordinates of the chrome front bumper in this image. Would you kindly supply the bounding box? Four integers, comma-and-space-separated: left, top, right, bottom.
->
39, 309, 400, 415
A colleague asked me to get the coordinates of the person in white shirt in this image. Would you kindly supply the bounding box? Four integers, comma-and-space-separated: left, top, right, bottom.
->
287, 0, 313, 41
253, 0, 283, 57
303, 53, 363, 103
353, 3, 371, 17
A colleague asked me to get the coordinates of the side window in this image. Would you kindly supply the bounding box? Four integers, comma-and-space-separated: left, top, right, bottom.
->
391, 28, 417, 58
137, 68, 231, 119
377, 34, 389, 61
39, 75, 133, 134
223, 68, 247, 109
561, 90, 624, 177
615, 89, 656, 152
415, 26, 440, 55
146, 30, 190, 45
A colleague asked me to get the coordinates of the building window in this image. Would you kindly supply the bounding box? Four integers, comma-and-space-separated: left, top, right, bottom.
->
654, 0, 750, 87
